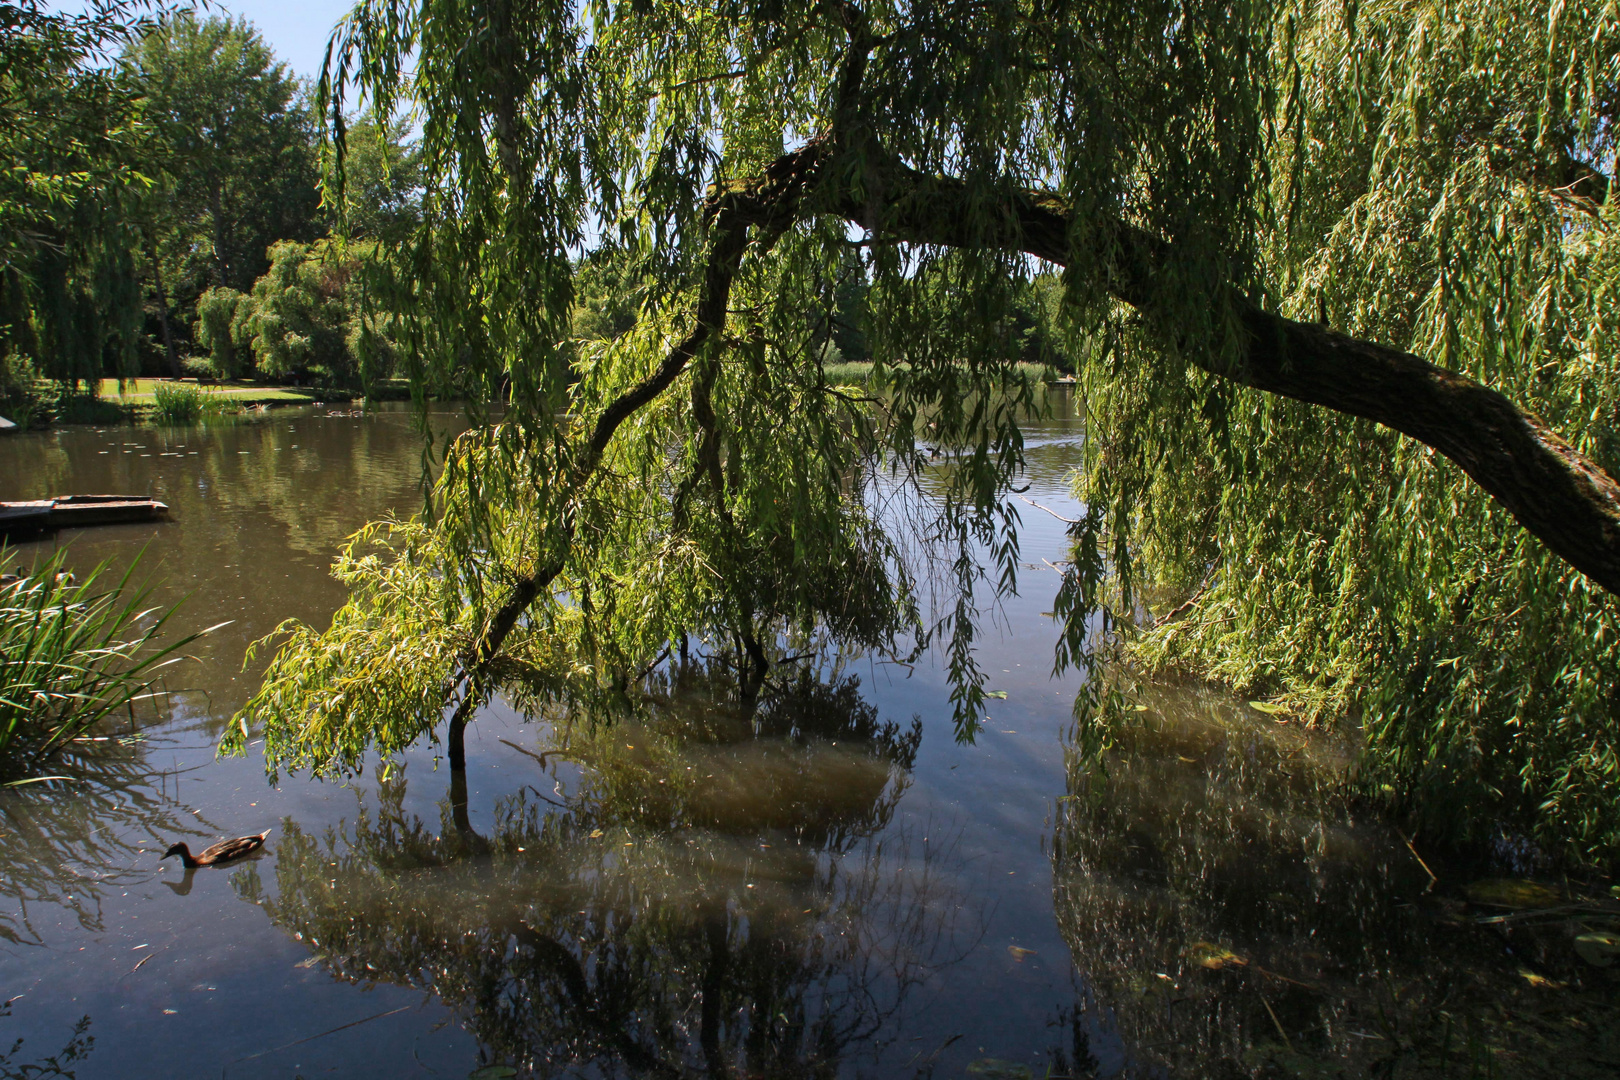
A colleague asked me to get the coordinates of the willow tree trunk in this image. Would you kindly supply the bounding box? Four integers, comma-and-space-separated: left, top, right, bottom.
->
146, 240, 180, 379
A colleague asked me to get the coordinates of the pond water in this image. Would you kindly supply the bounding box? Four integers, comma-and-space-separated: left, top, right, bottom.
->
1, 401, 1615, 1079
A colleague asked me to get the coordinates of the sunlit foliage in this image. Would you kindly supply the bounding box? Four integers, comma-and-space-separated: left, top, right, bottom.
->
122, 14, 321, 292
0, 550, 213, 781
235, 0, 1260, 775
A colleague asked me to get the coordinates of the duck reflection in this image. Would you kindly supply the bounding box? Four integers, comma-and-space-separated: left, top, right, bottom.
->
248, 665, 975, 1077
1052, 688, 1620, 1079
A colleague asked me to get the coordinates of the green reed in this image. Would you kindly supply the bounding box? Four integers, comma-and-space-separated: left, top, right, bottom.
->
0, 550, 217, 781
149, 380, 208, 423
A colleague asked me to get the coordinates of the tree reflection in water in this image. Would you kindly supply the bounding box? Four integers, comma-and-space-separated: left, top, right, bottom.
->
1052, 689, 1620, 1079
0, 737, 219, 946
246, 665, 979, 1077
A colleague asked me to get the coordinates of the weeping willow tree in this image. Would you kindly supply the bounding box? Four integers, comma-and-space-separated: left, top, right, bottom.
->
232, 0, 1620, 856
1075, 0, 1620, 861
0, 0, 162, 386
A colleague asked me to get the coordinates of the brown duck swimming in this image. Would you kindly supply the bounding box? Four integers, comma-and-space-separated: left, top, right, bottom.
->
161, 830, 271, 869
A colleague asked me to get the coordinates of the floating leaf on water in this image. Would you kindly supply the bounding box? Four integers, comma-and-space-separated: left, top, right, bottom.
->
965, 1060, 1034, 1080
588, 828, 604, 839
1247, 700, 1288, 715
1517, 967, 1564, 988
1464, 879, 1562, 909
468, 1068, 518, 1080
1186, 941, 1249, 970
1007, 945, 1036, 962
986, 690, 1008, 699
1574, 933, 1620, 968
293, 955, 325, 969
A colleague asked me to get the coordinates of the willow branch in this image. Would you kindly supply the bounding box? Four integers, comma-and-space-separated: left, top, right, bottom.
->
824, 144, 1620, 598
441, 144, 826, 714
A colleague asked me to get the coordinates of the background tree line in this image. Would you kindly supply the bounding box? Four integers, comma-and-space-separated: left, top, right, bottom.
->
2, 0, 1077, 423
0, 1, 423, 416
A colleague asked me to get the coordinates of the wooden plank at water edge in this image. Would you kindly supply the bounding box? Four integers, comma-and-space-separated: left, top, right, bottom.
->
0, 496, 170, 537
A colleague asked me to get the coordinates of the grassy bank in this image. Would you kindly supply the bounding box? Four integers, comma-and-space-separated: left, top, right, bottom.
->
0, 378, 368, 428
819, 360, 1065, 385
99, 378, 350, 408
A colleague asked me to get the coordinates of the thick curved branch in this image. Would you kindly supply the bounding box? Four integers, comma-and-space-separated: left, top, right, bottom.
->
825, 146, 1620, 597
444, 98, 1620, 737
441, 142, 828, 721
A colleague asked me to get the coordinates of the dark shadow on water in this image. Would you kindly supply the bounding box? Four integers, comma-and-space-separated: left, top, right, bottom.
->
0, 997, 92, 1080
1050, 685, 1620, 1079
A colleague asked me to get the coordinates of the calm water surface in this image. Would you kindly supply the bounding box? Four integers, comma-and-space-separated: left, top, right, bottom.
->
1, 401, 1614, 1079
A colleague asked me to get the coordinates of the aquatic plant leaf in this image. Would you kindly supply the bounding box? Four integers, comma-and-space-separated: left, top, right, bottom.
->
1573, 933, 1620, 968
1186, 941, 1249, 970
1247, 701, 1288, 716
1517, 968, 1565, 988
1464, 880, 1562, 909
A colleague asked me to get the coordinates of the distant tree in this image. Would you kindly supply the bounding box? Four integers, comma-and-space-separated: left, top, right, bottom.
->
123, 14, 320, 338
1018, 274, 1077, 373
569, 251, 641, 344
224, 238, 396, 389
325, 112, 422, 245
0, 0, 161, 386
828, 244, 868, 364
192, 284, 247, 377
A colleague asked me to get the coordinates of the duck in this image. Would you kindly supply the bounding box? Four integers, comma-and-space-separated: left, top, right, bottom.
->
161, 830, 272, 869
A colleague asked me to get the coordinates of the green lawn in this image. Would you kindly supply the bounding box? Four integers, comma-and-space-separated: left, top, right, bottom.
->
96, 379, 336, 405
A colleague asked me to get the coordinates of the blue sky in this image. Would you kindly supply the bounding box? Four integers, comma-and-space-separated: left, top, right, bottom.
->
211, 0, 355, 80
55, 0, 355, 79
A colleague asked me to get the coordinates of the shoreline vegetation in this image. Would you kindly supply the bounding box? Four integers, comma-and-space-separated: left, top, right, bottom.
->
0, 550, 216, 784
0, 376, 416, 429
1, 367, 1066, 429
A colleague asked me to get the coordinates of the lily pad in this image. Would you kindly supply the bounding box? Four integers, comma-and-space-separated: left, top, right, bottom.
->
1574, 933, 1620, 968
1186, 941, 1249, 970
1464, 879, 1562, 909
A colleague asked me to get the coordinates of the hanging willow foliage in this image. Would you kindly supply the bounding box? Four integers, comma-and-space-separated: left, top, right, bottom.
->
0, 0, 160, 384
230, 0, 1620, 857
1080, 0, 1620, 860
